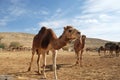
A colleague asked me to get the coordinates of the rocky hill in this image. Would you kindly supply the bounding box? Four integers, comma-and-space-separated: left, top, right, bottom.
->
0, 32, 34, 48
0, 32, 111, 48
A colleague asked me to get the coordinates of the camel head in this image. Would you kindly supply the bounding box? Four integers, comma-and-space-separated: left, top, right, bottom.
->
63, 26, 81, 40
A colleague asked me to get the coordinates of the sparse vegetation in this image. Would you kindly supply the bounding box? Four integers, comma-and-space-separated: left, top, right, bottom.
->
0, 36, 3, 43
0, 32, 34, 47
0, 43, 6, 49
0, 36, 6, 49
9, 42, 22, 48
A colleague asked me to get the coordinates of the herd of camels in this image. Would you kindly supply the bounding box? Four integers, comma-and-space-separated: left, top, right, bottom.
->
27, 25, 119, 79
98, 42, 120, 57
27, 26, 86, 79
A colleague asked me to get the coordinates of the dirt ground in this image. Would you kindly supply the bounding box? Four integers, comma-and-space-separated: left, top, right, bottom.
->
0, 50, 120, 80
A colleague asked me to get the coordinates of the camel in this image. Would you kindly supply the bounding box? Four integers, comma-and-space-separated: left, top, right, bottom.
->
98, 46, 106, 56
109, 44, 120, 57
74, 35, 86, 66
98, 42, 120, 57
28, 26, 80, 79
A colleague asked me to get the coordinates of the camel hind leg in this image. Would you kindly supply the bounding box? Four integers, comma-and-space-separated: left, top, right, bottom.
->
37, 52, 41, 74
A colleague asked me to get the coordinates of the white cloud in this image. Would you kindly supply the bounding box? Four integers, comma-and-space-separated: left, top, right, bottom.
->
99, 14, 112, 22
25, 27, 38, 32
0, 0, 27, 27
75, 0, 120, 41
11, 0, 20, 4
33, 10, 49, 15
49, 8, 63, 20
84, 0, 120, 13
38, 20, 68, 29
41, 10, 49, 15
8, 7, 26, 16
0, 16, 10, 26
33, 0, 120, 41
56, 8, 62, 13
80, 20, 120, 41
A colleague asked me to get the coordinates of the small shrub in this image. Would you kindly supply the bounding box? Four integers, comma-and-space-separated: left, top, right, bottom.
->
0, 43, 6, 49
9, 42, 21, 48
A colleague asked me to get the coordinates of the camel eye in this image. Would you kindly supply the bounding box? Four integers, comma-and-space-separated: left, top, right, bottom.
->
68, 30, 72, 33
77, 32, 80, 34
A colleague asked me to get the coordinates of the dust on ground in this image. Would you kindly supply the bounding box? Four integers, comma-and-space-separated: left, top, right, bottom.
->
0, 51, 120, 80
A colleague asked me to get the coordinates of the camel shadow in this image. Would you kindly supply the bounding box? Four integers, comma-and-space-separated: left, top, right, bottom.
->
44, 63, 74, 72
7, 63, 74, 76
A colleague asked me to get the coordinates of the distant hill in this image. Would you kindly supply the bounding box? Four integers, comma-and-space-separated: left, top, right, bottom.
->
0, 32, 34, 47
85, 38, 109, 48
0, 32, 112, 48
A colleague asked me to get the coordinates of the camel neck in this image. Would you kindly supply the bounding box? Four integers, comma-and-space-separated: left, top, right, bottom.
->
81, 38, 85, 48
53, 35, 69, 50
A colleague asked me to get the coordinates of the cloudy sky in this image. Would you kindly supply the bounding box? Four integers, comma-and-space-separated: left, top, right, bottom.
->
0, 0, 120, 41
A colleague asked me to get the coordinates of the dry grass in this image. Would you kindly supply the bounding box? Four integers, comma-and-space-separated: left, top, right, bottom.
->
0, 51, 120, 80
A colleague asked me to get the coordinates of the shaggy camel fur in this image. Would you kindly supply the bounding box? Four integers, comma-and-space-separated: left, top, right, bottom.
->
74, 35, 86, 66
28, 26, 80, 79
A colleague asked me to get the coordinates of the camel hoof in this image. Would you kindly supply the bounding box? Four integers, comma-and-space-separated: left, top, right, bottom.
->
27, 67, 31, 72
40, 77, 47, 80
75, 62, 79, 66
37, 71, 42, 75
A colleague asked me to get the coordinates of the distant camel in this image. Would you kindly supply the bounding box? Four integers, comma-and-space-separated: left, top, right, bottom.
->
98, 46, 106, 56
28, 26, 80, 79
109, 44, 120, 57
104, 42, 120, 57
74, 35, 86, 66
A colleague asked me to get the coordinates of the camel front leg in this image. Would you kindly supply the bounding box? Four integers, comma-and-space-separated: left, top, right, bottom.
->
52, 50, 57, 80
80, 50, 83, 67
109, 50, 113, 57
115, 50, 119, 57
42, 52, 46, 78
75, 51, 80, 65
28, 49, 35, 71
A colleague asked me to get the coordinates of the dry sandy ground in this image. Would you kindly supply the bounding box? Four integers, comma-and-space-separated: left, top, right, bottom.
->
0, 50, 120, 80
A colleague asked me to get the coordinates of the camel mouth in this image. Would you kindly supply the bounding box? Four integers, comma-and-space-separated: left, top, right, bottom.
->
68, 37, 76, 40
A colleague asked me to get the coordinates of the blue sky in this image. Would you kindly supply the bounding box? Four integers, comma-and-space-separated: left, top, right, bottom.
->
0, 0, 120, 42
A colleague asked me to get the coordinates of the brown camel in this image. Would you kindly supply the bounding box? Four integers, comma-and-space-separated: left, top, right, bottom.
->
28, 26, 80, 79
74, 35, 86, 66
98, 46, 106, 56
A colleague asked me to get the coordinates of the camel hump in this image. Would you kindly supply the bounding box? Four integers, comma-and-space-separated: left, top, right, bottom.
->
34, 26, 47, 39
38, 26, 47, 35
41, 29, 53, 49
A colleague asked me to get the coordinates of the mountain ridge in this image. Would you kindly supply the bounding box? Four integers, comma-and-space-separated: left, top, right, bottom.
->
0, 32, 113, 48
